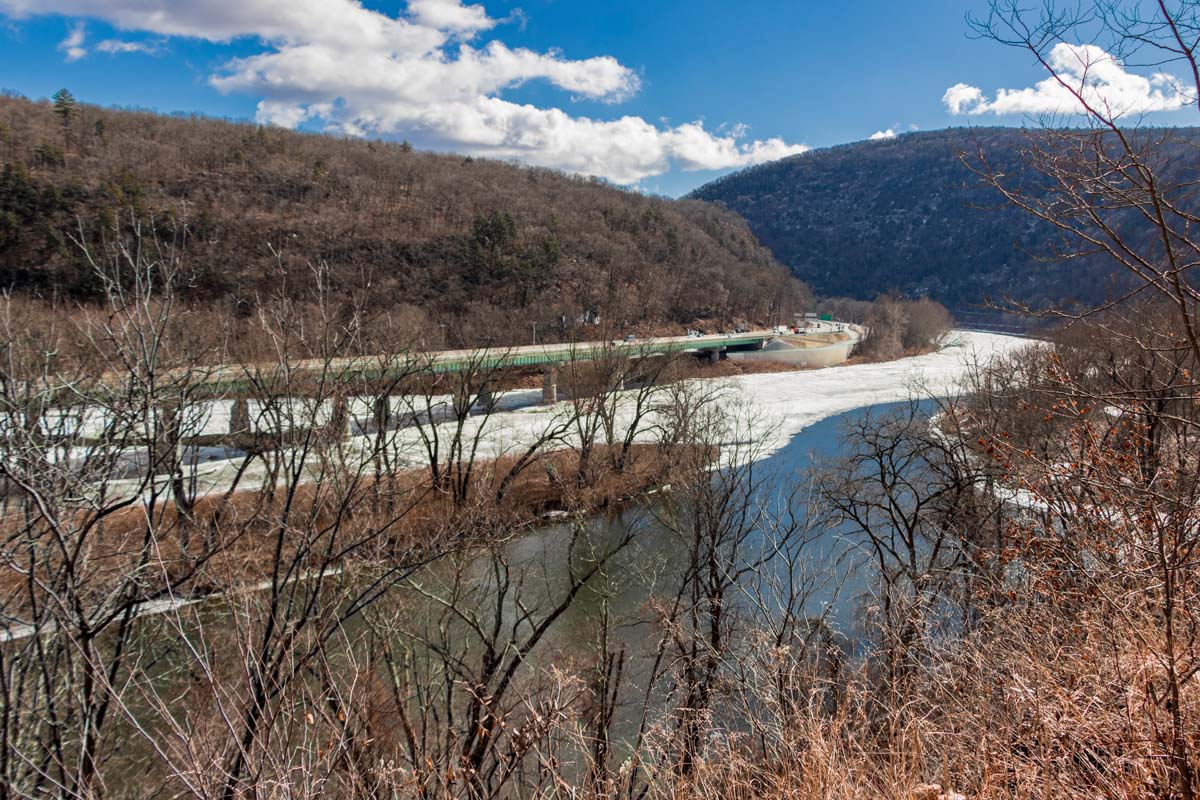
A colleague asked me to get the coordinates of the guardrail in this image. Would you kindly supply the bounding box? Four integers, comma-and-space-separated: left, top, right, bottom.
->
27, 334, 775, 406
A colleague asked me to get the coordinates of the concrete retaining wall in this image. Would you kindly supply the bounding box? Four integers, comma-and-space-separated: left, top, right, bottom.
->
727, 335, 857, 368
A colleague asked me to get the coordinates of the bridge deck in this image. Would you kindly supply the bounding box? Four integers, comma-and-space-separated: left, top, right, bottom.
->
15, 332, 775, 406
184, 332, 775, 395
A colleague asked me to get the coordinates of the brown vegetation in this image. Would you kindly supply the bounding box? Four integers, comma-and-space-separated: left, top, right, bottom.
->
7, 3, 1200, 795
0, 441, 710, 610
822, 294, 955, 360
0, 92, 809, 350
0, 224, 742, 798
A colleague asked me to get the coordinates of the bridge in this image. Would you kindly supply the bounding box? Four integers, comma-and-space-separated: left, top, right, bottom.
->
189, 331, 776, 403
15, 331, 780, 454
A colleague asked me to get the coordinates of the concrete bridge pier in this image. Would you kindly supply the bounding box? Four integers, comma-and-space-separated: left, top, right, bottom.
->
327, 395, 351, 438
150, 402, 181, 477
20, 399, 47, 448
704, 348, 722, 365
229, 396, 251, 436
541, 367, 558, 404
477, 383, 496, 411
621, 370, 649, 391
373, 395, 392, 433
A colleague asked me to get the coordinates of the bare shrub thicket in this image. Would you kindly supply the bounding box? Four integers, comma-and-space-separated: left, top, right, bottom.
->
2, 248, 1196, 799
4, 230, 1194, 799
619, 7, 1200, 784
647, 325, 1198, 800
0, 222, 742, 798
6, 2, 1200, 796
852, 296, 955, 360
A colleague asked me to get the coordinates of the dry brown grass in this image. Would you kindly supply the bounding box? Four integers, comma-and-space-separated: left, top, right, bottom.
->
0, 442, 711, 611
622, 606, 1199, 800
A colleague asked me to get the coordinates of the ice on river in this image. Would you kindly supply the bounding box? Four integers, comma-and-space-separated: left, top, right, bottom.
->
726, 329, 1028, 461
85, 330, 1029, 499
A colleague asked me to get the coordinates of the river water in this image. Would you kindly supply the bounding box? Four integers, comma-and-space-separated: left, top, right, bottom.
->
3, 399, 932, 790
376, 399, 933, 755
484, 398, 929, 641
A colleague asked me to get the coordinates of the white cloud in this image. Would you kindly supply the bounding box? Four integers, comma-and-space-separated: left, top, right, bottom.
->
57, 21, 86, 61
869, 128, 896, 140
944, 43, 1194, 117
1, 0, 445, 51
942, 83, 984, 115
95, 37, 161, 54
1, 0, 807, 183
406, 0, 493, 35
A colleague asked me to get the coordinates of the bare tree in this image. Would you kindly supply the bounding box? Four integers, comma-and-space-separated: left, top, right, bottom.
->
0, 220, 227, 798
962, 7, 1200, 794
967, 1, 1200, 360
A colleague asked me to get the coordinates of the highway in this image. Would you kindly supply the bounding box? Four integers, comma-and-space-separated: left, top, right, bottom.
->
187, 330, 780, 395
47, 325, 853, 403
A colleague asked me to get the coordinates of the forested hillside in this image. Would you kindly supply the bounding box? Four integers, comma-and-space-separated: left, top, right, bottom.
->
690, 127, 1200, 318
0, 92, 807, 345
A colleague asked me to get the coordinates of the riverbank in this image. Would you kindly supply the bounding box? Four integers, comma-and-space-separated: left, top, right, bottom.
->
0, 441, 712, 640
1, 331, 1024, 639
74, 330, 1022, 501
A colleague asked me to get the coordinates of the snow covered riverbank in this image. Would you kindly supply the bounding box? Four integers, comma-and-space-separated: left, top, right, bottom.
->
1, 331, 1029, 641
724, 329, 1028, 461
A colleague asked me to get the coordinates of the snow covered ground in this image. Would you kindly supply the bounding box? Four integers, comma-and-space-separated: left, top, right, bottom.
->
723, 329, 1028, 461
439, 329, 1026, 467
1, 331, 1035, 642
87, 330, 1030, 499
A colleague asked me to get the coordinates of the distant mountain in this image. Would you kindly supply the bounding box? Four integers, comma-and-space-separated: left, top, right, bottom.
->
689, 127, 1200, 319
0, 93, 807, 345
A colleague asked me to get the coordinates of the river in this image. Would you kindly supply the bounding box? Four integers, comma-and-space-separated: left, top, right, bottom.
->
6, 395, 943, 788
451, 398, 931, 651
367, 399, 935, 762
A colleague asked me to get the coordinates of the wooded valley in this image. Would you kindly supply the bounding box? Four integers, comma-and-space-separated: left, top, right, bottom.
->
0, 91, 809, 348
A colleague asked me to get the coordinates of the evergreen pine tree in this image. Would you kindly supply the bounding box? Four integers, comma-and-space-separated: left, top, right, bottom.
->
51, 89, 76, 150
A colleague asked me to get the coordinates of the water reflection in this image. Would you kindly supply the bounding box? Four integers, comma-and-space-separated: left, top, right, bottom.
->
380, 400, 932, 758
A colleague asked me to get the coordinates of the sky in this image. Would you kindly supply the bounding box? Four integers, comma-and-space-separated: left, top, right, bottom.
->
1, 0, 1197, 196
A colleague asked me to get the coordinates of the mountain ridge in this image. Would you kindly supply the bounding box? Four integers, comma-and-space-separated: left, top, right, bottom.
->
688, 126, 1200, 317
0, 92, 808, 346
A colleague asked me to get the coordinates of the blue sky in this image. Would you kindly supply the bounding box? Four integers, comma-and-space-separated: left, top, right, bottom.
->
2, 0, 1197, 196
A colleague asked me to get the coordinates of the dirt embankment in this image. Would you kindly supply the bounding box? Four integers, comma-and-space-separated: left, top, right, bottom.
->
0, 442, 712, 615
843, 343, 940, 365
